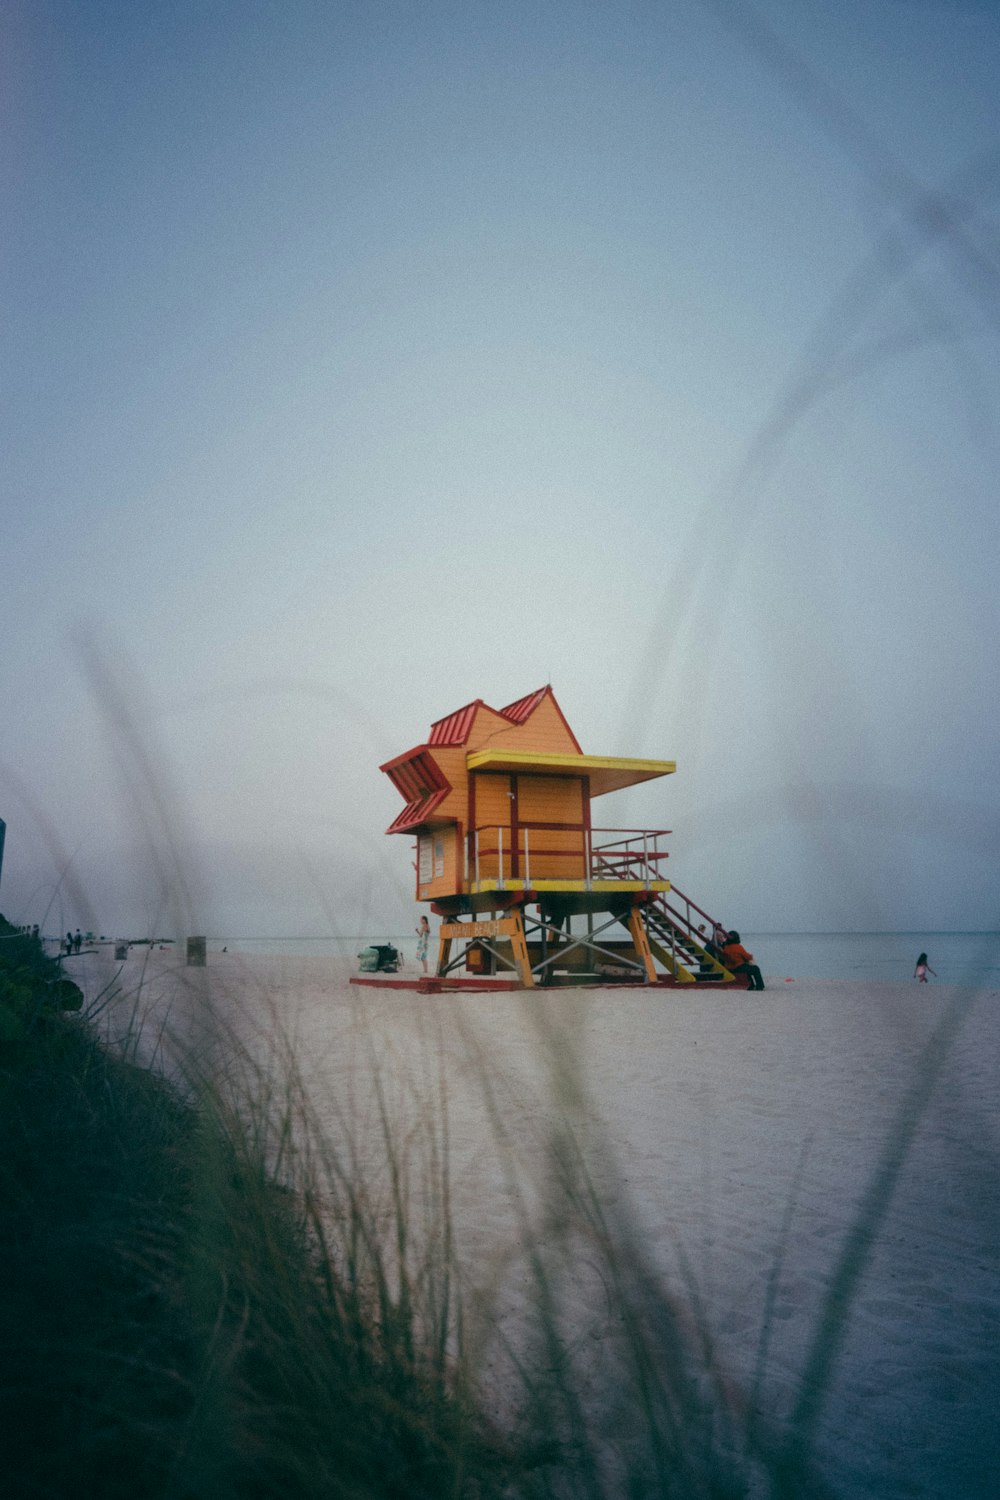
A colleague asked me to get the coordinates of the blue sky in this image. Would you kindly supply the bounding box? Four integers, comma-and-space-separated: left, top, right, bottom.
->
3, 0, 999, 938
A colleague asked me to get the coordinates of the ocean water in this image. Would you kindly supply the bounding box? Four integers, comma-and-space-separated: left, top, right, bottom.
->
211, 931, 1000, 986
742, 931, 1000, 986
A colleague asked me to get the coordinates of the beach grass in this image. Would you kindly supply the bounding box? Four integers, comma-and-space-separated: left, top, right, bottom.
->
1, 914, 777, 1498
9, 912, 973, 1498
0, 916, 504, 1499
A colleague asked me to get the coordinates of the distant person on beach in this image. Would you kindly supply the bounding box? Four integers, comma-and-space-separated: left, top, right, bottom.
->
73, 929, 82, 953
701, 922, 727, 962
721, 931, 765, 990
65, 931, 73, 955
416, 915, 430, 974
696, 924, 717, 976
914, 952, 936, 982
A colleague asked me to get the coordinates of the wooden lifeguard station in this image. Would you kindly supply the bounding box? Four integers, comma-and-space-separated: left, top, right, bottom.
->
378, 687, 737, 988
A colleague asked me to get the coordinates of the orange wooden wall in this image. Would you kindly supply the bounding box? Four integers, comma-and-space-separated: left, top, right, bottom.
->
406, 689, 591, 898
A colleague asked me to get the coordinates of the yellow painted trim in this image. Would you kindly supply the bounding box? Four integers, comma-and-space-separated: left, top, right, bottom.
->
466, 748, 676, 796
646, 936, 697, 982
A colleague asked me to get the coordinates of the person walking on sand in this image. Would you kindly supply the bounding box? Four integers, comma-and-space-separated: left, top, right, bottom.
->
721, 930, 765, 990
914, 952, 937, 982
416, 914, 430, 975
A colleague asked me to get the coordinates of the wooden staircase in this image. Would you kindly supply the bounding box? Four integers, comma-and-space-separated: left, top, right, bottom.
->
613, 887, 737, 985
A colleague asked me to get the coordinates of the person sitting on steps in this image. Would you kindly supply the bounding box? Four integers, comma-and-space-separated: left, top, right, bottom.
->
720, 930, 765, 990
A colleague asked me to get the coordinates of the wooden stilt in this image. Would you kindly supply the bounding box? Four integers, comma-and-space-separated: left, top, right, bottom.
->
510, 912, 535, 988
627, 906, 657, 984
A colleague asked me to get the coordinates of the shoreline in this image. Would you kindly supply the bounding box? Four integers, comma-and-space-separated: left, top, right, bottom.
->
98, 928, 1000, 988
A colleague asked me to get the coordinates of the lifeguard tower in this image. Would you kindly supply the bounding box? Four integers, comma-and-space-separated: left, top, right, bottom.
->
376, 687, 738, 989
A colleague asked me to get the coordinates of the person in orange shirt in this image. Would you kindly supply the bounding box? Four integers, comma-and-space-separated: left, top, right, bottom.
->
720, 930, 765, 990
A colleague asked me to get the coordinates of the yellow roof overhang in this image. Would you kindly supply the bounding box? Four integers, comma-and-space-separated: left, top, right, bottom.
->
465, 749, 675, 797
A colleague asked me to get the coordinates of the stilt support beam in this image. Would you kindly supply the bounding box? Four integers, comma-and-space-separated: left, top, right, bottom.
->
627, 905, 658, 984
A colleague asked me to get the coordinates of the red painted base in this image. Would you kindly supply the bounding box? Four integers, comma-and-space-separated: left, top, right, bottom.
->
349, 975, 749, 994
349, 975, 523, 993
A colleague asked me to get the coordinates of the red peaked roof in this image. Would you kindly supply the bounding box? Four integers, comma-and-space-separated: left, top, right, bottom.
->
428, 700, 483, 746
380, 748, 452, 834
501, 686, 551, 724
423, 686, 582, 752
380, 687, 584, 833
386, 788, 449, 834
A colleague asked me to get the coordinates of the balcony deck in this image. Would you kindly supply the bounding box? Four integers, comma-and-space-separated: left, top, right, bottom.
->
462, 826, 671, 901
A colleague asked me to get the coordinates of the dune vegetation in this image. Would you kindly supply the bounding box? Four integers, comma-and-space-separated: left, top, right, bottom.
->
1, 914, 842, 1499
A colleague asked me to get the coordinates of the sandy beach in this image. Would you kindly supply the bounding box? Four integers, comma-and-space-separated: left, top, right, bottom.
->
81, 950, 1000, 1499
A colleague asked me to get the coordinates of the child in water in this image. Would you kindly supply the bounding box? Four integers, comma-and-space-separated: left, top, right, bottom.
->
914, 952, 937, 982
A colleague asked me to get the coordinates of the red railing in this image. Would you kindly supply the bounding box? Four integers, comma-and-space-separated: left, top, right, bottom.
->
469, 825, 672, 889
589, 828, 671, 884
652, 881, 730, 962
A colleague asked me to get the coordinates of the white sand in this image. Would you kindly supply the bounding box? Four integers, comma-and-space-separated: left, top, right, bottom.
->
81, 951, 1000, 1499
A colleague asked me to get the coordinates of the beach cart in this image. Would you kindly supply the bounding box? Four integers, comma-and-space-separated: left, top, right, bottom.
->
357, 944, 402, 974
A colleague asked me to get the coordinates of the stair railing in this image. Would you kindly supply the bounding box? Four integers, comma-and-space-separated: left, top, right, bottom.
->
648, 881, 736, 980
589, 828, 671, 885
656, 881, 723, 945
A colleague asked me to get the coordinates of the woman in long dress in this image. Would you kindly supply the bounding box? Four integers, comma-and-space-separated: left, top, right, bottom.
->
416, 915, 430, 975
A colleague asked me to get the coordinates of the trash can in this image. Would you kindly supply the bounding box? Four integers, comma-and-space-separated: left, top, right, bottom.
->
186, 936, 207, 967
114, 941, 129, 961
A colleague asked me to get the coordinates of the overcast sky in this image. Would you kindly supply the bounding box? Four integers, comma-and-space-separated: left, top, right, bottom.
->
3, 0, 999, 940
